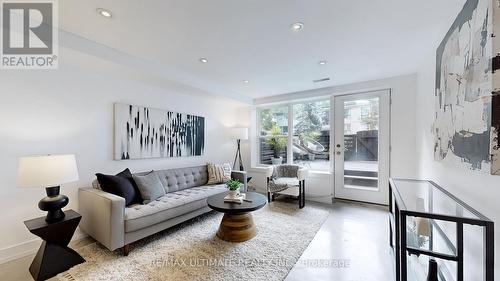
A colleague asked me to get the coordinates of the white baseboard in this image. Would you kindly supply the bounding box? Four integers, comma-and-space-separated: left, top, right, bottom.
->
307, 196, 333, 204
0, 230, 88, 265
0, 238, 41, 265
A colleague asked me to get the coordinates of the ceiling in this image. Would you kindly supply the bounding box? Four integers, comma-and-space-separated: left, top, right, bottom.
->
59, 0, 465, 102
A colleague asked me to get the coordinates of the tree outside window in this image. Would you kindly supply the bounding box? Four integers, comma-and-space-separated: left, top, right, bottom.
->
293, 100, 330, 170
257, 100, 331, 170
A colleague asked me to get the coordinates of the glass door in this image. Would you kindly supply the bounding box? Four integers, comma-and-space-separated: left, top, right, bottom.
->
333, 90, 390, 205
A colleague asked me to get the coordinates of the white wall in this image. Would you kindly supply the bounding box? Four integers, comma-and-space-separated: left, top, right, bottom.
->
416, 57, 500, 277
0, 50, 250, 263
248, 74, 418, 204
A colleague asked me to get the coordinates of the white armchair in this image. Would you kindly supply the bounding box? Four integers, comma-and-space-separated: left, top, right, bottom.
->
266, 164, 309, 208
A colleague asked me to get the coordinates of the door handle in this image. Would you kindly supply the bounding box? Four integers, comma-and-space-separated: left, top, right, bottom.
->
335, 144, 343, 155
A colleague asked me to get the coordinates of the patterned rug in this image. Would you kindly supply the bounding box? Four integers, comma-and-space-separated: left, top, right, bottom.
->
57, 201, 330, 281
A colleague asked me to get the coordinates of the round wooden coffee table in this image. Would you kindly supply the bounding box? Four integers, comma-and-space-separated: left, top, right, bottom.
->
207, 192, 267, 242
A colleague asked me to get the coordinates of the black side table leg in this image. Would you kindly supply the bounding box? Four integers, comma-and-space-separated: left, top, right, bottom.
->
30, 241, 85, 281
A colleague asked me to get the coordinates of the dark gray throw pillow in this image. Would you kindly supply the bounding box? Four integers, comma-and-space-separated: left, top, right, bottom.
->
133, 172, 166, 204
96, 170, 139, 206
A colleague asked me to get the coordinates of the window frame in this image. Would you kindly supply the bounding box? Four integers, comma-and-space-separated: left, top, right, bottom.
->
256, 98, 332, 172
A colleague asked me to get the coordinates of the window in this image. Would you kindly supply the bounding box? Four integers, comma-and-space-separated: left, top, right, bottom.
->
344, 108, 351, 118
292, 99, 330, 171
258, 106, 288, 165
257, 99, 331, 171
344, 123, 351, 134
361, 106, 369, 117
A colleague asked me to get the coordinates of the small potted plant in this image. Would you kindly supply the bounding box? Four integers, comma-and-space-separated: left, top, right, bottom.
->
266, 125, 286, 165
226, 178, 242, 198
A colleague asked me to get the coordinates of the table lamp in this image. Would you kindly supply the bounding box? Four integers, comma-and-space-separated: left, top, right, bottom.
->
229, 127, 248, 171
17, 154, 79, 223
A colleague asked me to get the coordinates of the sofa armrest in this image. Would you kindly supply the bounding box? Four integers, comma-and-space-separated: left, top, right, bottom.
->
78, 188, 125, 251
297, 167, 309, 181
231, 170, 247, 192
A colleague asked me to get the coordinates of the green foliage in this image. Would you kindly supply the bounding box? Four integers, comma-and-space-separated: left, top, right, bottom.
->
226, 179, 241, 191
259, 109, 274, 132
294, 102, 322, 135
302, 130, 320, 141
294, 101, 329, 141
259, 107, 288, 134
269, 124, 282, 135
266, 125, 286, 157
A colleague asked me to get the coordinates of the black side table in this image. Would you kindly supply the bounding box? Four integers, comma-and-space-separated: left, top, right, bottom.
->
24, 209, 85, 281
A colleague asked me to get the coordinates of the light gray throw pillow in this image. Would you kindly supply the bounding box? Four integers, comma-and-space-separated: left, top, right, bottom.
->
133, 172, 166, 204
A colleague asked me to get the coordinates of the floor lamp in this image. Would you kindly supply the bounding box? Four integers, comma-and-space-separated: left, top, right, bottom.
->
230, 127, 248, 171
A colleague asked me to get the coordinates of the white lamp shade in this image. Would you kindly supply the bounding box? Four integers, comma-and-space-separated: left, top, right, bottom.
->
229, 127, 249, 140
17, 154, 79, 188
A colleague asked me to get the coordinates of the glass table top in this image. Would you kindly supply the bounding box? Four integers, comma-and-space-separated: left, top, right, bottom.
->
390, 179, 489, 221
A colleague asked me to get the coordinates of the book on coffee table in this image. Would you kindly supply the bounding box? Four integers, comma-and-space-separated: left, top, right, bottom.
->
224, 193, 246, 204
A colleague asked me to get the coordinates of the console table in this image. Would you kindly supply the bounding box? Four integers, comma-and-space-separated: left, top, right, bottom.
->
389, 179, 494, 281
24, 209, 85, 281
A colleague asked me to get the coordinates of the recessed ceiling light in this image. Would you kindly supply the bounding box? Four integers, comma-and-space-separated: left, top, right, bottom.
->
243, 80, 249, 84
97, 8, 112, 18
291, 22, 304, 31
318, 60, 327, 65
199, 58, 208, 63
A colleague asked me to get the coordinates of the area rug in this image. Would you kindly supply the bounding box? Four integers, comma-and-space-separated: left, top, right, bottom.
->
57, 201, 330, 281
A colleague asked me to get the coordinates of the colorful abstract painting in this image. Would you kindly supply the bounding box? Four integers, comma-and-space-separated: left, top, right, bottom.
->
114, 103, 205, 160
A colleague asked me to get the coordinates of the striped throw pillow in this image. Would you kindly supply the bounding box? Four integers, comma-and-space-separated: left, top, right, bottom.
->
207, 163, 231, 184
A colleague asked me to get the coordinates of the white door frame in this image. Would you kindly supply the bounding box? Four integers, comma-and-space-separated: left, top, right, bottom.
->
333, 89, 391, 205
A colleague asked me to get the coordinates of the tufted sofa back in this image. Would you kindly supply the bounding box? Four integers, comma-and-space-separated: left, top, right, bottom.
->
92, 165, 210, 193
153, 165, 209, 193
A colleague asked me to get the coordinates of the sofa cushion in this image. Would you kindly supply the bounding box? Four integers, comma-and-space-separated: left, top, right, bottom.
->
116, 168, 143, 203
154, 166, 208, 193
273, 177, 300, 187
268, 177, 300, 193
133, 172, 166, 204
124, 184, 226, 232
206, 163, 231, 184
95, 170, 139, 206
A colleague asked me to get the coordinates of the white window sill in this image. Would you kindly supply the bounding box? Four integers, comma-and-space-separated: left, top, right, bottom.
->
249, 166, 333, 177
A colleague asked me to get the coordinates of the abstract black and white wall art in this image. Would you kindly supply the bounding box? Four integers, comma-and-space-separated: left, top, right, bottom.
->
434, 0, 500, 175
114, 103, 205, 160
